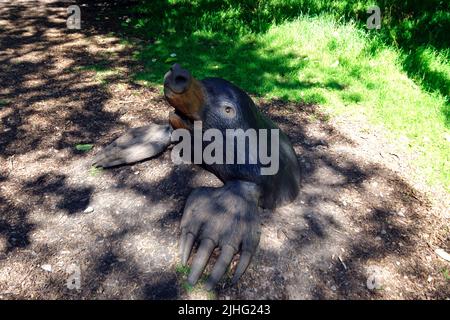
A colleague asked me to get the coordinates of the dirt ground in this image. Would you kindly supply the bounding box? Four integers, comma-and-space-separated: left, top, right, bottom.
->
0, 0, 448, 300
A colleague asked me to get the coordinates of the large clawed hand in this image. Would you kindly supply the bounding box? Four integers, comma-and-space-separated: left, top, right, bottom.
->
180, 181, 261, 291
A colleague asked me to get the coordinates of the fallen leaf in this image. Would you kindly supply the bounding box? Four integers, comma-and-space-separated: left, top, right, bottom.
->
164, 57, 177, 63
89, 166, 103, 176
75, 144, 93, 152
41, 264, 52, 272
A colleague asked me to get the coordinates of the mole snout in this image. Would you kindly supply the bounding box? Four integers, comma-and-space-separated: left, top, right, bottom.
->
164, 63, 191, 93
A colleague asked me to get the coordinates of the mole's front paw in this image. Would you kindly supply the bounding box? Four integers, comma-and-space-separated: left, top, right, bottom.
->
179, 181, 261, 290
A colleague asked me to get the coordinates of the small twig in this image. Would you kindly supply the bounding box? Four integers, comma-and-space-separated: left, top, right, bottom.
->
9, 155, 14, 172
389, 152, 400, 159
5, 155, 14, 176
338, 255, 347, 270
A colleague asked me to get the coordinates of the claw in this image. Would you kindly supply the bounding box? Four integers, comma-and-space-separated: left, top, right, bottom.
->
187, 238, 215, 286
180, 181, 261, 287
231, 251, 252, 284
204, 245, 235, 291
180, 231, 195, 265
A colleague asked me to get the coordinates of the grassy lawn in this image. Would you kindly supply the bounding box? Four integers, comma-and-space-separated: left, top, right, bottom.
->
115, 0, 449, 191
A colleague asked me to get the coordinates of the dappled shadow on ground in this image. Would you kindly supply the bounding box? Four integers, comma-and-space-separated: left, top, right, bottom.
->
0, 0, 180, 299
0, 0, 123, 255
0, 2, 121, 158
0, 1, 448, 300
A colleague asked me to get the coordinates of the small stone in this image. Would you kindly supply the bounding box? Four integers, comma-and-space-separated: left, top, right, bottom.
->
445, 134, 450, 142
331, 285, 337, 291
41, 264, 52, 272
366, 274, 382, 290
170, 53, 176, 57
427, 276, 433, 282
381, 229, 387, 235
134, 171, 139, 175
276, 228, 285, 239
375, 236, 382, 241
331, 60, 339, 68
397, 209, 405, 217
83, 206, 94, 213
399, 135, 409, 144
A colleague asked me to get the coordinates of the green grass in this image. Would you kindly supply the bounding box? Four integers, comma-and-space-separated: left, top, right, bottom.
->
115, 1, 449, 191
89, 166, 103, 177
175, 264, 216, 298
70, 61, 123, 85
0, 99, 10, 108
442, 268, 450, 280
175, 264, 190, 276
72, 62, 111, 72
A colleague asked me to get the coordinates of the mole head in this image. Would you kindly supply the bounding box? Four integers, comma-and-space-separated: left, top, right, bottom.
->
164, 64, 204, 128
164, 64, 258, 131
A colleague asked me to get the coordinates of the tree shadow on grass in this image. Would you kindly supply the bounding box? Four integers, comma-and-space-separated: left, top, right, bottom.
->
114, 0, 450, 125
402, 47, 450, 126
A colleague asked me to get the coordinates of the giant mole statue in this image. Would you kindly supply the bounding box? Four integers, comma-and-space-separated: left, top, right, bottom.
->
93, 64, 300, 290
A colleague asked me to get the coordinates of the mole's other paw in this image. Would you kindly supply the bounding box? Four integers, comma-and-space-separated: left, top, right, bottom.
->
180, 180, 261, 290
92, 123, 172, 168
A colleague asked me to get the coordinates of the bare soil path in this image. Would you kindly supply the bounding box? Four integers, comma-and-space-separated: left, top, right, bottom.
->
0, 0, 448, 299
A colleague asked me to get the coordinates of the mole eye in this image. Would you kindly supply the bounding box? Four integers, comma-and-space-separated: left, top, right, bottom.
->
222, 104, 236, 118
